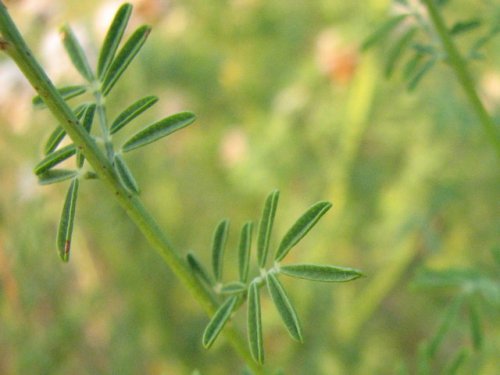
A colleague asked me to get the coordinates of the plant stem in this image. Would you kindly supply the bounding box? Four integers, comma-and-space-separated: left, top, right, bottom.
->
0, 2, 263, 373
422, 0, 500, 158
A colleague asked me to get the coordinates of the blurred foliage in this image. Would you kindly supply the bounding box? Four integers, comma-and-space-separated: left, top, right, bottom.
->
0, 0, 499, 374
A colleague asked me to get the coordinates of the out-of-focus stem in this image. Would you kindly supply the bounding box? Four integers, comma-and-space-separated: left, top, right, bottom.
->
422, 0, 500, 158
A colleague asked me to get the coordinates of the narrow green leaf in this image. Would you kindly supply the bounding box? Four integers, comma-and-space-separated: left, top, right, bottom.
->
56, 85, 87, 100
412, 268, 481, 289
202, 296, 238, 349
279, 264, 363, 282
450, 19, 481, 36
34, 144, 76, 175
186, 252, 217, 300
121, 112, 196, 152
80, 103, 96, 133
60, 25, 94, 81
469, 24, 500, 58
247, 281, 264, 364
76, 152, 85, 171
33, 85, 87, 108
468, 279, 499, 306
443, 348, 468, 375
57, 178, 79, 262
38, 169, 78, 185
97, 3, 133, 79
385, 27, 417, 77
257, 190, 279, 268
211, 219, 229, 282
101, 25, 151, 96
44, 126, 66, 155
407, 58, 435, 91
238, 221, 253, 282
110, 95, 159, 134
83, 171, 98, 180
362, 15, 407, 50
187, 251, 214, 287
402, 53, 424, 81
274, 201, 332, 263
411, 43, 436, 56
44, 103, 89, 155
468, 300, 483, 351
427, 295, 464, 358
77, 104, 97, 168
114, 154, 140, 194
220, 281, 247, 295
266, 272, 302, 342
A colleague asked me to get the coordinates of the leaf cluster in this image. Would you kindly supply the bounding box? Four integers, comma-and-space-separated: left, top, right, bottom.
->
188, 190, 363, 364
405, 248, 500, 375
32, 3, 196, 261
363, 0, 500, 90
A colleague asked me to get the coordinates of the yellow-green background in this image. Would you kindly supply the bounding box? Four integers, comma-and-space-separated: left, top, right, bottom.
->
0, 0, 498, 374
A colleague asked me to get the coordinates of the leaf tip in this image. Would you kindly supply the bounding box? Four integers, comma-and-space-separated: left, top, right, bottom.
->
201, 334, 213, 349
60, 240, 71, 262
345, 268, 365, 281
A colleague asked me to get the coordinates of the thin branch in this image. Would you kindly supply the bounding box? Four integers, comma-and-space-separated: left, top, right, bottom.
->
422, 0, 500, 158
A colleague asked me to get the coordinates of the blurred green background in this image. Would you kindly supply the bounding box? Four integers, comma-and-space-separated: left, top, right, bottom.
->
0, 0, 499, 374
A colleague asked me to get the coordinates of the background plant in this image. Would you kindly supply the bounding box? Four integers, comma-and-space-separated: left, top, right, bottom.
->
363, 0, 500, 155
405, 257, 500, 375
0, 0, 499, 374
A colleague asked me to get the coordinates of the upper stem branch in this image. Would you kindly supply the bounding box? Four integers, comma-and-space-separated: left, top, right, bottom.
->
422, 0, 500, 158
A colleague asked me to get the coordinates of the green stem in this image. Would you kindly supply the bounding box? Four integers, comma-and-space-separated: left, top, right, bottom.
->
0, 2, 263, 373
422, 0, 500, 158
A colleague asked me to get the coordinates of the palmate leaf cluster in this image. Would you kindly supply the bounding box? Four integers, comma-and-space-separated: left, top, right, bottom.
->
363, 0, 500, 90
403, 249, 500, 375
32, 3, 196, 261
188, 190, 363, 364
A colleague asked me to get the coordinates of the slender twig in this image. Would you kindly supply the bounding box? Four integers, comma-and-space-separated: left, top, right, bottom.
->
422, 0, 500, 158
0, 2, 264, 373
